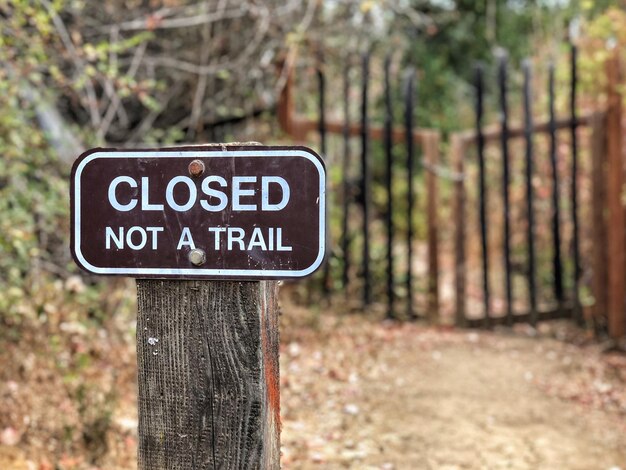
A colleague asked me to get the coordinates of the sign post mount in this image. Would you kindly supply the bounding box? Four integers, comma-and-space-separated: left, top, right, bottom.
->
71, 144, 325, 469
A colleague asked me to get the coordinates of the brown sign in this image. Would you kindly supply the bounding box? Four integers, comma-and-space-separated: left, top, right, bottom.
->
70, 145, 326, 279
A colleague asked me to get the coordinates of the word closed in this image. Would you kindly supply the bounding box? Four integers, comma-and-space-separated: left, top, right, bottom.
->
70, 146, 326, 279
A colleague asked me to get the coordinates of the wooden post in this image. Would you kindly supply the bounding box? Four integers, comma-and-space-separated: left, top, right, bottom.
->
277, 60, 294, 138
136, 280, 280, 469
276, 60, 308, 142
425, 131, 440, 322
605, 53, 625, 339
590, 111, 608, 330
452, 135, 466, 327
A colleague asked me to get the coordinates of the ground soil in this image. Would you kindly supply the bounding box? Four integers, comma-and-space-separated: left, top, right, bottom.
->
279, 302, 626, 470
1, 295, 626, 469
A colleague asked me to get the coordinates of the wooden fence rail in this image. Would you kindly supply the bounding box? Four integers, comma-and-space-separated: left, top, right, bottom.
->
605, 52, 625, 340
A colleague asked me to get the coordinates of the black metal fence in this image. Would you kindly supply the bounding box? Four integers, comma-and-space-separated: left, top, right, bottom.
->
459, 44, 591, 327
278, 44, 621, 333
278, 51, 439, 320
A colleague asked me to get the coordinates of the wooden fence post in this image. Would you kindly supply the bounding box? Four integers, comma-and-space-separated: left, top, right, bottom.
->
605, 53, 625, 340
136, 280, 280, 469
425, 131, 440, 322
277, 59, 294, 138
452, 135, 466, 327
591, 112, 608, 330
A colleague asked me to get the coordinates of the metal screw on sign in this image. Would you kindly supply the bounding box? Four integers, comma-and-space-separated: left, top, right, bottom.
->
188, 248, 206, 266
188, 159, 205, 177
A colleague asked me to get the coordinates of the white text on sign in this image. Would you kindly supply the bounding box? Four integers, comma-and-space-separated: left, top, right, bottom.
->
104, 226, 292, 252
107, 175, 290, 212
104, 174, 293, 253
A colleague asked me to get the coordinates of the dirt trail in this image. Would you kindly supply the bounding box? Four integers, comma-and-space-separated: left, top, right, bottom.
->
2, 302, 626, 469
280, 310, 626, 469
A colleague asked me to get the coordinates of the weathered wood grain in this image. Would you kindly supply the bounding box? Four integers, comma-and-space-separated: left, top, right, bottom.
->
605, 54, 625, 339
424, 131, 440, 322
136, 280, 280, 469
451, 135, 466, 327
590, 112, 608, 330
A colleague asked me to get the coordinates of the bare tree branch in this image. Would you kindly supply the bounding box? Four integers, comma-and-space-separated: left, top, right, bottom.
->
98, 41, 147, 141
100, 5, 250, 32
38, 0, 102, 128
126, 82, 183, 143
187, 0, 228, 139
273, 0, 316, 102
142, 4, 271, 77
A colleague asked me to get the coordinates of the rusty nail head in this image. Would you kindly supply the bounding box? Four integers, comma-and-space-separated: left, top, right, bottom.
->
188, 159, 205, 177
188, 248, 206, 266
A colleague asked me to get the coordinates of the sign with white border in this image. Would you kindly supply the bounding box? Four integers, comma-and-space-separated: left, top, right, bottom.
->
70, 145, 326, 279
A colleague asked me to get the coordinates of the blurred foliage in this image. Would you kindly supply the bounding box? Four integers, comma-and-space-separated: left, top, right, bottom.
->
577, 6, 626, 102
0, 0, 314, 326
0, 0, 624, 321
0, 76, 66, 319
0, 0, 133, 327
398, 0, 538, 133
0, 0, 158, 144
0, 88, 122, 329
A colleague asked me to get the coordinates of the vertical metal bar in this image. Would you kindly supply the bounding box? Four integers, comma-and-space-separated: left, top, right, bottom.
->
341, 62, 351, 292
384, 56, 394, 319
317, 59, 331, 297
475, 64, 491, 327
317, 65, 327, 163
523, 60, 538, 325
498, 54, 513, 325
570, 43, 582, 323
361, 52, 372, 306
404, 68, 416, 320
548, 63, 564, 306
